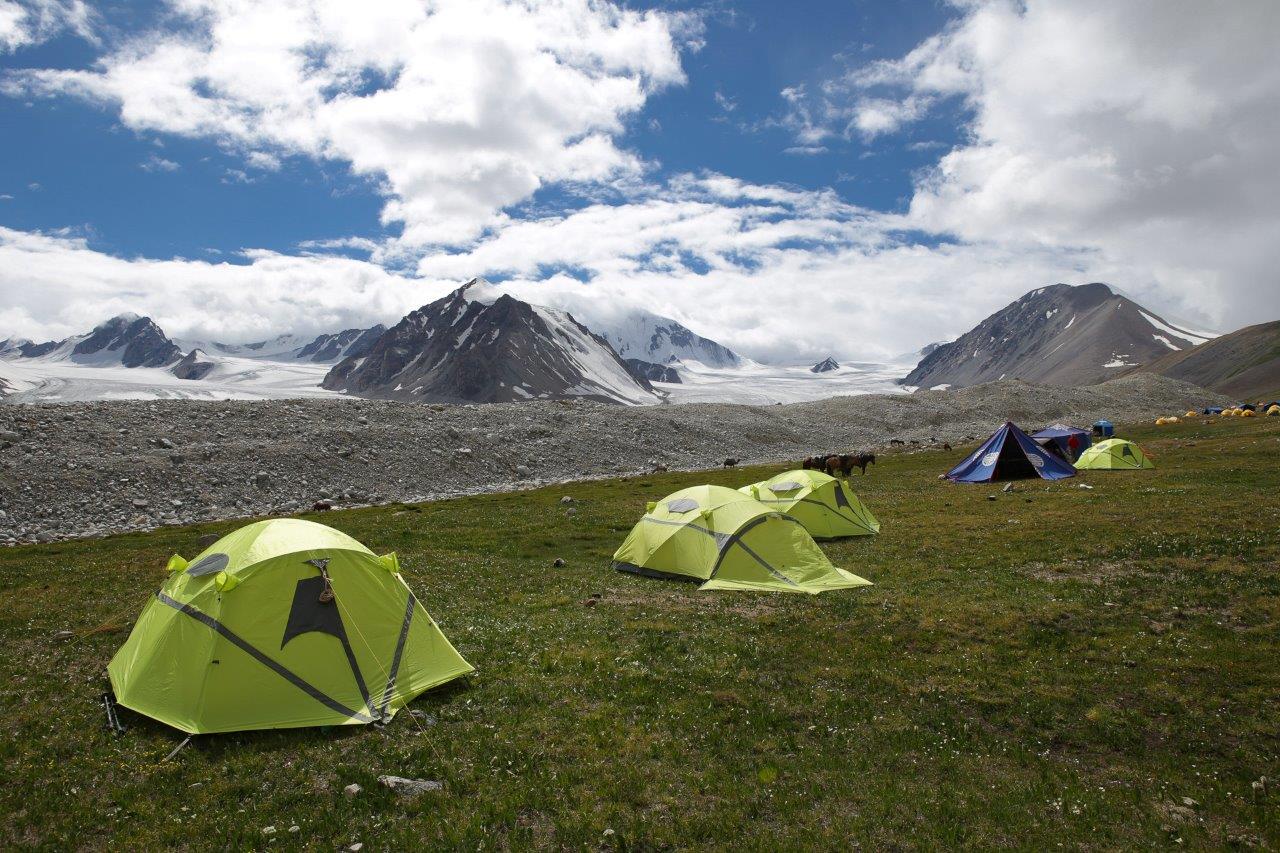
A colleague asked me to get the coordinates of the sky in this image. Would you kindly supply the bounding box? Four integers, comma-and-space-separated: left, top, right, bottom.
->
1, 0, 1277, 363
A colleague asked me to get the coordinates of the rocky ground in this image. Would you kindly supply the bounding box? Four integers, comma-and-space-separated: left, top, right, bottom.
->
0, 374, 1222, 545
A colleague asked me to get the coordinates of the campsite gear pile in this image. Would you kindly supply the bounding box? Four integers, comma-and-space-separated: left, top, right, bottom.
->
613, 468, 879, 595
109, 519, 472, 734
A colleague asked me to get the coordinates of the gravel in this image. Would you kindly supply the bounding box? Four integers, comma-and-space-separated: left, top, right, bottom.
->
0, 374, 1220, 546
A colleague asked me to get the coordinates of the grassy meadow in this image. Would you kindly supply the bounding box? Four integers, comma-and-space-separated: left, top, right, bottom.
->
1, 414, 1278, 849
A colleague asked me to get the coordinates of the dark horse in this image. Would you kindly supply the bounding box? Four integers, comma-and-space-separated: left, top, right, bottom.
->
805, 453, 875, 476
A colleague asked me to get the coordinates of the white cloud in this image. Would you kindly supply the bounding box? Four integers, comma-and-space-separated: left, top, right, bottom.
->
0, 226, 443, 344
140, 154, 179, 172
3, 0, 694, 245
0, 0, 95, 52
787, 0, 1280, 330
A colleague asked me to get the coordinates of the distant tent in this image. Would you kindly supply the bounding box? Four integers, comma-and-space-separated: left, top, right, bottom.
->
1204, 407, 1224, 415
109, 519, 473, 734
738, 469, 879, 539
1074, 438, 1154, 470
612, 485, 871, 594
1030, 423, 1092, 461
945, 421, 1077, 483
1093, 420, 1115, 437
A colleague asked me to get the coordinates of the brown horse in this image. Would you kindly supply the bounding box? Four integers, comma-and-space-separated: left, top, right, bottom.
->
823, 453, 875, 476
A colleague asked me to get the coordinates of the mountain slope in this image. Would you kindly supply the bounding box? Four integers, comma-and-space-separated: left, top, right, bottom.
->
1134, 320, 1280, 399
3, 314, 182, 368
322, 281, 658, 405
580, 309, 740, 368
902, 283, 1215, 389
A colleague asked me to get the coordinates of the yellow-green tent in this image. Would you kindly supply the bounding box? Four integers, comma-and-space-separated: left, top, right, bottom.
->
738, 469, 879, 539
109, 519, 473, 734
612, 485, 871, 594
1074, 438, 1154, 470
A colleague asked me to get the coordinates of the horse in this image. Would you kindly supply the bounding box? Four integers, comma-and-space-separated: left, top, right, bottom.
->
824, 453, 875, 477
723, 458, 740, 468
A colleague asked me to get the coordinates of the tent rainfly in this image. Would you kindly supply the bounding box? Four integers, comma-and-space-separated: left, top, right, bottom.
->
612, 484, 871, 594
1030, 423, 1092, 461
738, 469, 879, 539
109, 519, 473, 734
945, 421, 1078, 483
1074, 438, 1154, 470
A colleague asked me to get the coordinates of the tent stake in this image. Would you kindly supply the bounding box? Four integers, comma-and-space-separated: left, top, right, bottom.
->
162, 735, 192, 763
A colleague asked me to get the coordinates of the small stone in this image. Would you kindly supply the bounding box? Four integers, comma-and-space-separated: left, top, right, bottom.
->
582, 598, 597, 607
53, 630, 73, 640
378, 775, 443, 796
560, 496, 574, 504
346, 844, 364, 853
343, 783, 363, 798
1002, 483, 1014, 493
552, 558, 566, 567
131, 499, 150, 509
986, 495, 997, 501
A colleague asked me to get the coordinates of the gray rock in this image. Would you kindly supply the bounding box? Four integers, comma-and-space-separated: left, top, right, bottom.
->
377, 775, 443, 796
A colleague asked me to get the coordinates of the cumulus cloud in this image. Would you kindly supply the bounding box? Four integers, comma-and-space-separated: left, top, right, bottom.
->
3, 0, 693, 245
0, 0, 95, 52
0, 226, 445, 345
785, 0, 1280, 330
4, 0, 1277, 364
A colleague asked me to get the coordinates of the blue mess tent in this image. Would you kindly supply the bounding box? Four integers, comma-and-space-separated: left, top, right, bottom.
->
1031, 423, 1092, 461
946, 422, 1077, 483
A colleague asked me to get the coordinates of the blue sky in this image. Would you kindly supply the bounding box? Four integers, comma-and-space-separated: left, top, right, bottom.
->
0, 0, 1276, 361
1, 0, 961, 261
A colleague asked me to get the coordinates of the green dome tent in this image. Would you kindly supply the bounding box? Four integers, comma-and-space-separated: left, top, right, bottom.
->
612, 485, 871, 594
108, 519, 473, 734
1074, 438, 1154, 470
738, 469, 879, 539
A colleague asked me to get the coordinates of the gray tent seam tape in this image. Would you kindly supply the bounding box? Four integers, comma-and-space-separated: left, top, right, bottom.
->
377, 592, 416, 717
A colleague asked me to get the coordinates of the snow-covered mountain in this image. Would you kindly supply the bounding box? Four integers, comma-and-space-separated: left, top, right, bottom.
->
575, 308, 740, 369
322, 280, 659, 405
4, 314, 183, 368
175, 326, 386, 364
810, 357, 839, 373
902, 283, 1217, 389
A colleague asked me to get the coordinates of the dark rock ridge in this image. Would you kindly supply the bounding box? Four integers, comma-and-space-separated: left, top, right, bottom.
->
1133, 319, 1280, 399
902, 283, 1214, 390
322, 282, 657, 405
811, 357, 840, 373
625, 358, 681, 383
170, 349, 216, 380
294, 326, 387, 363
73, 315, 182, 367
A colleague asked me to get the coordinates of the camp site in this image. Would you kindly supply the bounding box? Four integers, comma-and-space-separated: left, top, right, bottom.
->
5, 1, 1280, 848
2, 409, 1277, 849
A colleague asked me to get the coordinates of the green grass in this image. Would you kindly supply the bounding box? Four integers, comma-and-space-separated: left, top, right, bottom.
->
2, 416, 1278, 849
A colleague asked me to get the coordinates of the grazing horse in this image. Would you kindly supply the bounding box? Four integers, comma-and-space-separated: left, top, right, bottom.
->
723, 457, 739, 468
825, 453, 875, 476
